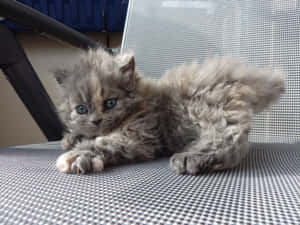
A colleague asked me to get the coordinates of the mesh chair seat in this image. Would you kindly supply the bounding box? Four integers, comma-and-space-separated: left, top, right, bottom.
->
1, 143, 300, 224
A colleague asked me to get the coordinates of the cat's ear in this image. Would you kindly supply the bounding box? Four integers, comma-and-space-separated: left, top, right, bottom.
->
53, 69, 70, 85
116, 53, 136, 91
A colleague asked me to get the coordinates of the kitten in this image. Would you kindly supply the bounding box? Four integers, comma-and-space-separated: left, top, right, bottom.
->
55, 48, 284, 175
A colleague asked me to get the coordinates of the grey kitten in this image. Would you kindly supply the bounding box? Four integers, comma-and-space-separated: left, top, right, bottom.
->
55, 48, 284, 175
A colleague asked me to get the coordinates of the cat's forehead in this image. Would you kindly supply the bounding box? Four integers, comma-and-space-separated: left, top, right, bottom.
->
85, 72, 122, 99
67, 49, 126, 100
88, 71, 102, 97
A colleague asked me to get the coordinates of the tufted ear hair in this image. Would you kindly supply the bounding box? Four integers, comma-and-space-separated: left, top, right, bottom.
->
53, 69, 70, 85
116, 53, 136, 91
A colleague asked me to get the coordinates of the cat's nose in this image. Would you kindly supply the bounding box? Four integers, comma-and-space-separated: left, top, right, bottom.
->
92, 119, 102, 126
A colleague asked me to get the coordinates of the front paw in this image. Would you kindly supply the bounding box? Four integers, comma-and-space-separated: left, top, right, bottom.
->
56, 150, 104, 174
61, 133, 81, 151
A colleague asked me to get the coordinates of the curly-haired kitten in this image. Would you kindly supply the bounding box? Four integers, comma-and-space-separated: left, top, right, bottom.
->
55, 48, 284, 175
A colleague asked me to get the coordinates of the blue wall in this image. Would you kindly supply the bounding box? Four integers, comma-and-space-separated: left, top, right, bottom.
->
3, 0, 128, 32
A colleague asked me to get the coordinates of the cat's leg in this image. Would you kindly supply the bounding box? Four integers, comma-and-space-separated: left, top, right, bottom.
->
56, 133, 158, 174
61, 132, 83, 151
170, 124, 250, 175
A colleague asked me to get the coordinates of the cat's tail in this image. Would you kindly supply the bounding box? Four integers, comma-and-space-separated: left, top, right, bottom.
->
160, 57, 285, 114
222, 58, 285, 113
195, 57, 286, 114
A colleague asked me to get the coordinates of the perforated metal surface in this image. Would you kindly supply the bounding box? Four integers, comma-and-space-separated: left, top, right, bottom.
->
122, 0, 300, 143
0, 143, 300, 225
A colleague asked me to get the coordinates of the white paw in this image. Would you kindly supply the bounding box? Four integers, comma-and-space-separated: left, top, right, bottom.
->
56, 150, 104, 174
56, 151, 76, 173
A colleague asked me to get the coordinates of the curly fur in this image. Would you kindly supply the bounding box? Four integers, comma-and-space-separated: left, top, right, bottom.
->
55, 48, 285, 175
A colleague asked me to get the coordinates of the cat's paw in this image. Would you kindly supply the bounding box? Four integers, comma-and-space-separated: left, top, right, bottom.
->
61, 133, 80, 151
170, 152, 219, 175
56, 150, 104, 174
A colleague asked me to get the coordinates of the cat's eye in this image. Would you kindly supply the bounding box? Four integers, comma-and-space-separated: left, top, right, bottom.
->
104, 98, 117, 110
75, 105, 88, 115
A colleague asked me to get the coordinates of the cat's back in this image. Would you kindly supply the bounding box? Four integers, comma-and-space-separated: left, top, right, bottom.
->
158, 62, 202, 100
158, 58, 242, 100
159, 57, 284, 112
157, 57, 284, 132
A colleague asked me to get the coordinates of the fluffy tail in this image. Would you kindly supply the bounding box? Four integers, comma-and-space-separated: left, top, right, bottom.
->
160, 57, 285, 114
216, 58, 285, 113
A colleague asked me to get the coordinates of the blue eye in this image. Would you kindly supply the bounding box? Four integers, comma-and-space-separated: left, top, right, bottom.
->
76, 105, 88, 115
104, 98, 117, 110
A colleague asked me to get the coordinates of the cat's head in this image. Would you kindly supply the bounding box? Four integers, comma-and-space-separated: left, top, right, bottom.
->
54, 48, 142, 137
